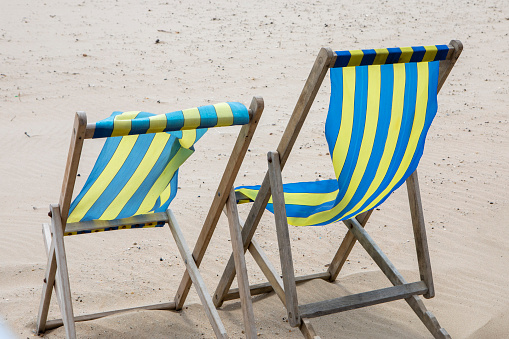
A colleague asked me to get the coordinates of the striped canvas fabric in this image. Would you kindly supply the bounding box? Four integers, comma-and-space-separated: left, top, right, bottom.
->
236, 55, 441, 226
333, 44, 449, 68
93, 102, 249, 139
66, 102, 249, 235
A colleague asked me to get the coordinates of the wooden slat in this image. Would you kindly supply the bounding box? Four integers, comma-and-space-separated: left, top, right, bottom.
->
299, 319, 321, 339
437, 40, 463, 93
299, 281, 428, 319
175, 96, 264, 310
84, 123, 96, 139
247, 238, 286, 305
50, 205, 77, 339
224, 272, 330, 302
59, 112, 87, 226
406, 296, 451, 339
406, 171, 434, 298
225, 188, 257, 338
36, 223, 58, 334
45, 302, 176, 331
327, 210, 373, 282
214, 48, 334, 308
166, 210, 227, 338
268, 151, 300, 327
65, 212, 169, 234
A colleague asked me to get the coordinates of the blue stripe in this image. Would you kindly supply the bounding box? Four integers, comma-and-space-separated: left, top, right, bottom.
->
81, 134, 156, 221
237, 179, 339, 196
334, 50, 351, 68
166, 111, 185, 131
331, 66, 368, 214
116, 135, 182, 219
325, 67, 343, 156
197, 105, 218, 129
129, 112, 152, 135
284, 199, 338, 219
410, 46, 426, 63
360, 49, 376, 66
337, 64, 393, 220
68, 136, 122, 217
229, 102, 250, 125
434, 45, 449, 61
93, 111, 123, 138
386, 48, 402, 64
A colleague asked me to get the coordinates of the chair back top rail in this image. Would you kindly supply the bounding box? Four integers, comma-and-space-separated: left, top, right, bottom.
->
84, 103, 253, 139
332, 44, 453, 68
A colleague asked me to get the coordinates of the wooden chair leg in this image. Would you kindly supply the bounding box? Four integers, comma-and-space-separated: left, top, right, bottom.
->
299, 319, 321, 339
174, 96, 264, 311
345, 217, 448, 339
166, 210, 228, 339
49, 204, 76, 339
406, 170, 434, 298
219, 205, 287, 306
268, 151, 300, 328
213, 173, 272, 308
225, 188, 257, 338
36, 224, 58, 334
327, 210, 373, 282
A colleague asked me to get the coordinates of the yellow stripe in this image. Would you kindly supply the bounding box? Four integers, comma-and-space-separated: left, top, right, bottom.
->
347, 50, 364, 67
336, 63, 407, 220
146, 114, 168, 134
182, 107, 201, 129
278, 190, 338, 206
67, 135, 139, 223
398, 47, 414, 64
373, 49, 389, 65
331, 67, 355, 180
237, 188, 339, 207
99, 133, 171, 220
111, 111, 139, 137
214, 102, 234, 126
359, 62, 429, 214
422, 46, 438, 62
155, 147, 195, 206
179, 129, 197, 149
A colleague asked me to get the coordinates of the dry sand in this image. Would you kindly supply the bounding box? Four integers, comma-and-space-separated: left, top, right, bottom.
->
1, 0, 508, 338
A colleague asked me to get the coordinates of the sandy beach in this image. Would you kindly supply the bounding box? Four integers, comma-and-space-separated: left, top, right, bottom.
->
1, 0, 508, 338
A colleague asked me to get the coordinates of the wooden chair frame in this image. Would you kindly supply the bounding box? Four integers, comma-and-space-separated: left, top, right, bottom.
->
204, 41, 463, 338
36, 97, 264, 339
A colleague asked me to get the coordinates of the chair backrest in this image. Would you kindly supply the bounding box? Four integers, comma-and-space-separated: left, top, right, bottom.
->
235, 42, 462, 227
323, 45, 449, 223
65, 102, 250, 234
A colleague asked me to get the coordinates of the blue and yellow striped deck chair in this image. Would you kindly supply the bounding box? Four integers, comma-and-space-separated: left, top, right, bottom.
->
37, 97, 264, 339
213, 41, 462, 338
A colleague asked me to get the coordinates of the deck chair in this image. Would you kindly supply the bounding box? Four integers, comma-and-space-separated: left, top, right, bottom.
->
211, 41, 463, 338
36, 97, 264, 339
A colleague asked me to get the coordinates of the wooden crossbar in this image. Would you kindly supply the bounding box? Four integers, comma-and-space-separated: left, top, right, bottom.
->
44, 302, 177, 331
84, 109, 255, 139
64, 212, 169, 234
224, 272, 330, 302
299, 281, 428, 319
